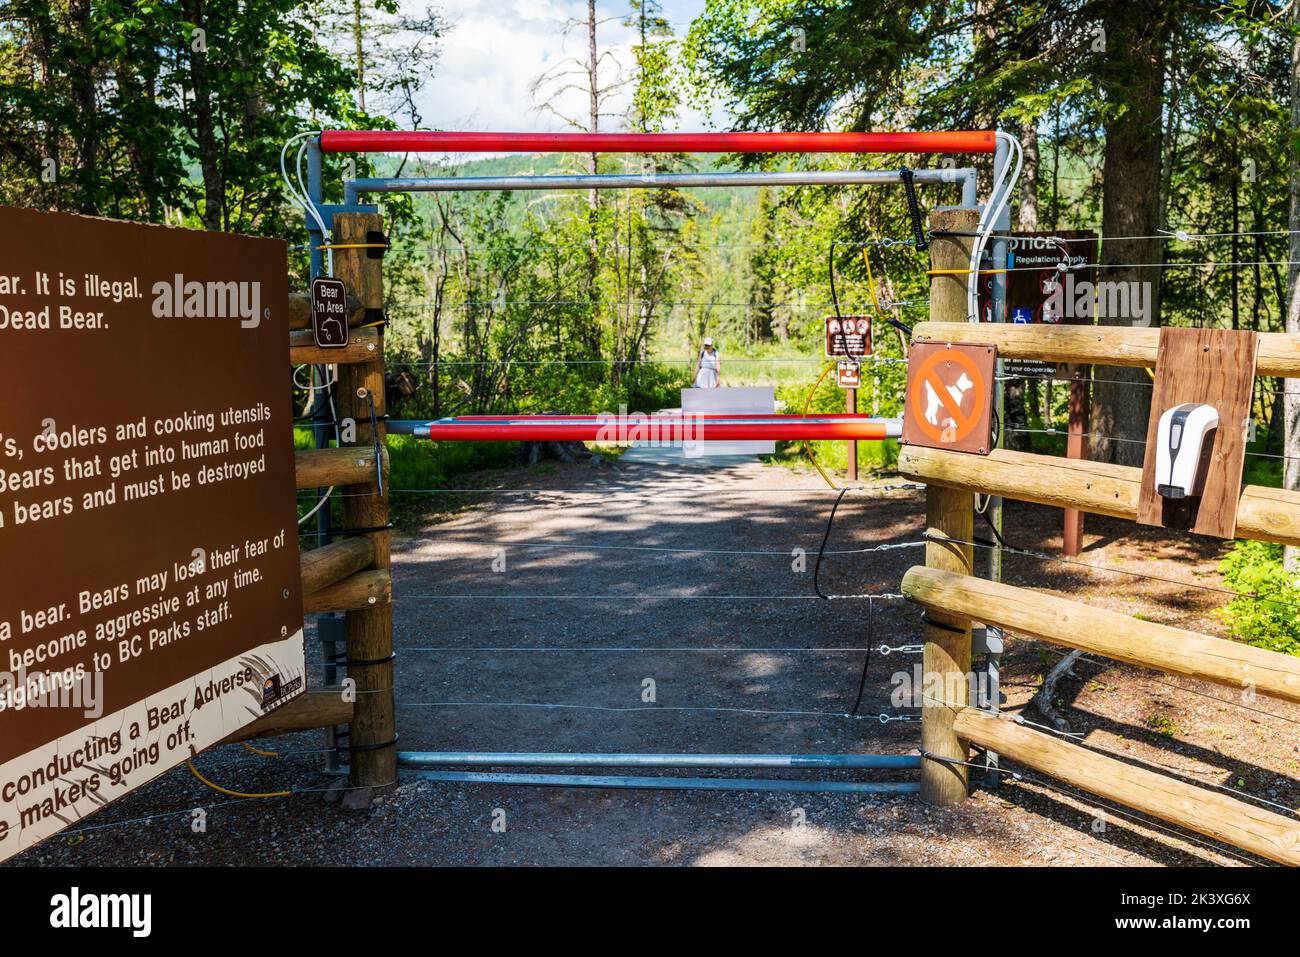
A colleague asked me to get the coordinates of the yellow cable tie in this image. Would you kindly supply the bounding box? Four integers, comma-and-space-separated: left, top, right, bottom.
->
187, 759, 291, 799
240, 741, 280, 758
1144, 366, 1156, 380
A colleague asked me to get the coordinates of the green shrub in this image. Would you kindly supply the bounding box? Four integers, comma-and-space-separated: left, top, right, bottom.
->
1216, 539, 1300, 656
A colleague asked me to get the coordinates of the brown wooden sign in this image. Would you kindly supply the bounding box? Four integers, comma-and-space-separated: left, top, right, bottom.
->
979, 230, 1098, 377
825, 315, 872, 357
311, 276, 350, 348
901, 342, 997, 455
1137, 327, 1258, 539
0, 206, 304, 861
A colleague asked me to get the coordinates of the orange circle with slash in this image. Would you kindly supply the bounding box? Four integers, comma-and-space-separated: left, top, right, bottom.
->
910, 349, 989, 445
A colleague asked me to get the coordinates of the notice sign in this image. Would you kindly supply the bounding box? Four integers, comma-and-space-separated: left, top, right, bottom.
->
825, 315, 872, 358
977, 231, 1098, 377
0, 207, 304, 862
311, 277, 349, 348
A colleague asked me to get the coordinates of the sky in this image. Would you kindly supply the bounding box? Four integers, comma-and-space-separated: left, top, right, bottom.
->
412, 0, 716, 134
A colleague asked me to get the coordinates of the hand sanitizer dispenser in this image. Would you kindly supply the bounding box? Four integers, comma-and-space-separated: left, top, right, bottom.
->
1155, 403, 1219, 499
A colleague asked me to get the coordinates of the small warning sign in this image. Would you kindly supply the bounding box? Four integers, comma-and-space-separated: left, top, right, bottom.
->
311, 277, 349, 348
836, 361, 861, 389
825, 315, 872, 358
901, 342, 996, 455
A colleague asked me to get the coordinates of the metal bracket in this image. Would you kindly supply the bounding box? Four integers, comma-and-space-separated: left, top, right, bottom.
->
972, 625, 1004, 787
318, 613, 348, 774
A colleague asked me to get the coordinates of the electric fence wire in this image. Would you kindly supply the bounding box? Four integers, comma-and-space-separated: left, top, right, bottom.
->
386, 355, 911, 367
925, 530, 1300, 619
297, 483, 927, 499
919, 695, 1277, 866
399, 645, 921, 654
1036, 643, 1300, 729
410, 536, 927, 558
1001, 426, 1300, 462
392, 699, 916, 722
1004, 763, 1267, 867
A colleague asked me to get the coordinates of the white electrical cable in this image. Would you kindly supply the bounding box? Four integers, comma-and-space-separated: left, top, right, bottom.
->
298, 369, 343, 527
280, 131, 333, 275
966, 131, 1024, 323
293, 363, 338, 392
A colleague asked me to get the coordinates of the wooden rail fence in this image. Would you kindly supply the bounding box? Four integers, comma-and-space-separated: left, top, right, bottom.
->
912, 212, 1300, 865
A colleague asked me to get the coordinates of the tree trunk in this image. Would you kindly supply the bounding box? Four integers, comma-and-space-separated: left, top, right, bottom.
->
353, 0, 366, 112
1090, 9, 1167, 467
1286, 0, 1300, 574
183, 0, 223, 231
69, 0, 98, 214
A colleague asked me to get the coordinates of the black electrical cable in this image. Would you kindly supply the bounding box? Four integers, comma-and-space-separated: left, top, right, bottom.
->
827, 243, 855, 359
812, 489, 873, 717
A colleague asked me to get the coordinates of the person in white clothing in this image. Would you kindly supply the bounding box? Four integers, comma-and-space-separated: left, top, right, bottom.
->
693, 337, 722, 388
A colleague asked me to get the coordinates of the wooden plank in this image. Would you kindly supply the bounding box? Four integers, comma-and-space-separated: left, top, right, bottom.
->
220, 686, 353, 743
295, 446, 388, 490
953, 707, 1300, 865
287, 290, 367, 330
897, 445, 1300, 548
290, 325, 381, 366
303, 569, 392, 614
300, 537, 375, 595
333, 212, 397, 796
913, 321, 1300, 378
1136, 328, 1258, 538
901, 566, 1300, 705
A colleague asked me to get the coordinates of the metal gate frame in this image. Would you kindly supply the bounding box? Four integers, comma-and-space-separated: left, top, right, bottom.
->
302, 128, 1013, 794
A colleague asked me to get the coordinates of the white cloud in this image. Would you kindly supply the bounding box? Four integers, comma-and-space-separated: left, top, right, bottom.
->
407, 0, 718, 137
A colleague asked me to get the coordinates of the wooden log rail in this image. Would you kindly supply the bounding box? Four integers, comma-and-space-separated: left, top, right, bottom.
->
290, 325, 382, 366
954, 707, 1300, 865
300, 537, 374, 595
902, 566, 1300, 705
898, 446, 1300, 548
913, 321, 1300, 378
295, 446, 388, 490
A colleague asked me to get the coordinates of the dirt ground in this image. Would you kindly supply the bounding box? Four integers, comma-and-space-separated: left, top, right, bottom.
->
13, 451, 1300, 867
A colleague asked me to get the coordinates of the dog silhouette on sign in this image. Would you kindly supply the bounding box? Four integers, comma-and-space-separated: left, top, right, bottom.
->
922, 371, 973, 433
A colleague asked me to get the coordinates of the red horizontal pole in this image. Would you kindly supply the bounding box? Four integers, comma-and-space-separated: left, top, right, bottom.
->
412, 415, 899, 442
452, 413, 872, 421
320, 130, 997, 155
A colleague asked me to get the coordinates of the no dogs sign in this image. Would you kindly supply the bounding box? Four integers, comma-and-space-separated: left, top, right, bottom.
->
901, 341, 997, 455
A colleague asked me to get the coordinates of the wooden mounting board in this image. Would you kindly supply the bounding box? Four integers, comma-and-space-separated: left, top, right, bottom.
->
1136, 328, 1258, 538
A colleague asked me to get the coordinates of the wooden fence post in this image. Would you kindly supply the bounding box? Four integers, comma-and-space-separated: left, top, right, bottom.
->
331, 212, 397, 798
919, 208, 977, 805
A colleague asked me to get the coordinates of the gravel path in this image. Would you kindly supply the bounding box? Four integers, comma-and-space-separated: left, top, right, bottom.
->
10, 451, 1298, 866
